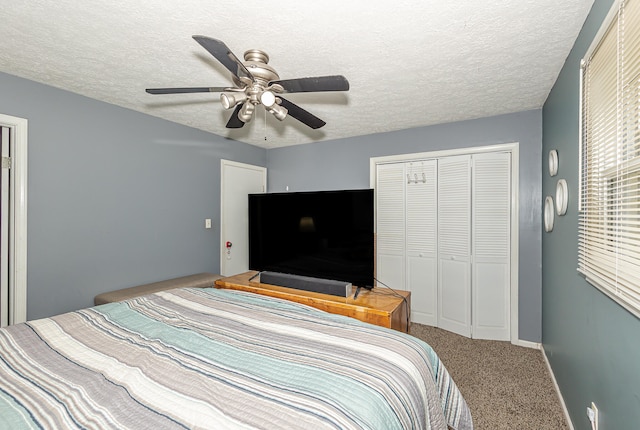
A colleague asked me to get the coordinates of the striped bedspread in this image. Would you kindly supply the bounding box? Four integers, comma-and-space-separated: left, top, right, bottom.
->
0, 288, 473, 430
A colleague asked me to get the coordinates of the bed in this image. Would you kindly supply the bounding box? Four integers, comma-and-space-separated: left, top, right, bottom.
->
0, 287, 473, 429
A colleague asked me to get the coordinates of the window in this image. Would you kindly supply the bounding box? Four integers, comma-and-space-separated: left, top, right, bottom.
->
579, 0, 640, 318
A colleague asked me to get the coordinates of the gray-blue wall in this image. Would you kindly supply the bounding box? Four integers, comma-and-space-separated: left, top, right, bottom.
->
0, 71, 266, 320
1, 70, 543, 343
542, 0, 640, 429
267, 110, 543, 342
542, 0, 640, 428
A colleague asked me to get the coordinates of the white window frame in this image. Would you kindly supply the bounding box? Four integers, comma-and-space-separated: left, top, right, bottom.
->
579, 0, 640, 319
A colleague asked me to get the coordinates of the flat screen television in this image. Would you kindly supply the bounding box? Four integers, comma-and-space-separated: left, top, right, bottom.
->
248, 189, 374, 288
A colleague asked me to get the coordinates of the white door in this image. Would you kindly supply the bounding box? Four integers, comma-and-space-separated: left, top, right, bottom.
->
437, 155, 472, 338
406, 160, 438, 325
472, 152, 511, 340
375, 163, 406, 290
220, 160, 266, 276
1, 127, 9, 327
376, 160, 438, 325
372, 145, 515, 341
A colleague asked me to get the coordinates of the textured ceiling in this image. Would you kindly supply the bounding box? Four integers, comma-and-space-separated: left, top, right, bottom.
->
0, 0, 594, 148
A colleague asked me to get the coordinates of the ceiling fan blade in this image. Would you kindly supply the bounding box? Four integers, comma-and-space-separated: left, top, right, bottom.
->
278, 97, 326, 129
192, 36, 254, 83
270, 75, 350, 93
225, 104, 246, 129
145, 87, 229, 95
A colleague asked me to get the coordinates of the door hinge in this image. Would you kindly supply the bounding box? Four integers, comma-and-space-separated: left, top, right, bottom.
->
1, 156, 10, 169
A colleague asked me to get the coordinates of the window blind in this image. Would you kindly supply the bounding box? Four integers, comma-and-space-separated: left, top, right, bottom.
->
579, 0, 640, 318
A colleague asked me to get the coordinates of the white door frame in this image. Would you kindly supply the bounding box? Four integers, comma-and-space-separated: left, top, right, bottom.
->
370, 142, 520, 346
0, 114, 28, 325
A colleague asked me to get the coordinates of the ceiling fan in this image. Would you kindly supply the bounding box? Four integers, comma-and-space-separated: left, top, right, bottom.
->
146, 36, 350, 129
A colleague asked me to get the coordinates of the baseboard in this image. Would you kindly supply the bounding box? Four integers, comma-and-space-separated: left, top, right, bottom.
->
541, 346, 575, 430
513, 339, 541, 349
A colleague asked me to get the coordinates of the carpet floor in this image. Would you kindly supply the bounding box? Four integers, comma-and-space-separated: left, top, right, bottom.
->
409, 323, 569, 430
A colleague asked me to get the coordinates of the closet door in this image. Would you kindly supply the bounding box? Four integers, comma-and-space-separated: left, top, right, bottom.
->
437, 155, 471, 337
375, 163, 406, 290
406, 161, 438, 325
472, 152, 511, 340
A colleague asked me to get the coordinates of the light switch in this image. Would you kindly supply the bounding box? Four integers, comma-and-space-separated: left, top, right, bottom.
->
205, 219, 212, 229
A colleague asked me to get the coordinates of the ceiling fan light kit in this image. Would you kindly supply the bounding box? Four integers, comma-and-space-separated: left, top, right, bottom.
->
257, 90, 286, 120
220, 92, 246, 109
146, 36, 350, 130
238, 102, 255, 123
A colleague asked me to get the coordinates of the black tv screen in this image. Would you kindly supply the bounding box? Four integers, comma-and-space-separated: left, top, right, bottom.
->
248, 189, 374, 288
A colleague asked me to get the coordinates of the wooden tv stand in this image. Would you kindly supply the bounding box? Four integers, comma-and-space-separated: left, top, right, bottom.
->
215, 271, 411, 332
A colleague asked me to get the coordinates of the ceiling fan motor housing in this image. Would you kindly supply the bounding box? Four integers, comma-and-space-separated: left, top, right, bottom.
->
232, 49, 280, 90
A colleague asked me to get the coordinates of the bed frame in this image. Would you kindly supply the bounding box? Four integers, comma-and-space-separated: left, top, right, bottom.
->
94, 272, 222, 305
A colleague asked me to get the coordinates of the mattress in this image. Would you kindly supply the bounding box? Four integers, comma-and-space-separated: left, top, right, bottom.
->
0, 287, 473, 429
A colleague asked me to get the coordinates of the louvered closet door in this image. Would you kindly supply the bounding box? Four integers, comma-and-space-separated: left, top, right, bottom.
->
437, 155, 472, 337
472, 152, 511, 340
375, 163, 406, 290
406, 161, 438, 325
